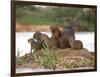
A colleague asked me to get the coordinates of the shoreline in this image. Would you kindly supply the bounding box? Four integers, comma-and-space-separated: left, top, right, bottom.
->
16, 23, 94, 32
16, 48, 95, 70
16, 23, 62, 32
16, 66, 95, 73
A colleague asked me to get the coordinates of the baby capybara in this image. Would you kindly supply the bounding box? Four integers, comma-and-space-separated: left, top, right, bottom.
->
69, 36, 83, 50
33, 31, 43, 42
28, 38, 43, 52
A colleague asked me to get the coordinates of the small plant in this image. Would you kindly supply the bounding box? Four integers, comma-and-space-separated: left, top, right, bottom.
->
81, 58, 93, 66
16, 47, 94, 69
16, 50, 24, 66
16, 50, 34, 67
38, 44, 57, 70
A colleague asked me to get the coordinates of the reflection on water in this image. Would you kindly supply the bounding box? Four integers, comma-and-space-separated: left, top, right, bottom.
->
16, 32, 94, 56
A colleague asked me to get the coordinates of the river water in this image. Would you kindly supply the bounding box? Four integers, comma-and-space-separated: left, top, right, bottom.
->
16, 32, 94, 56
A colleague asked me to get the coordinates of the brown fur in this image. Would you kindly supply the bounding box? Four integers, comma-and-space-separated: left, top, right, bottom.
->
59, 26, 75, 48
28, 38, 43, 52
41, 34, 58, 49
50, 26, 62, 48
33, 31, 43, 42
69, 36, 83, 50
50, 26, 62, 39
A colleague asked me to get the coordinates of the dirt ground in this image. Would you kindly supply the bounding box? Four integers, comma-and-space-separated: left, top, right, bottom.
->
16, 48, 95, 69
16, 23, 63, 32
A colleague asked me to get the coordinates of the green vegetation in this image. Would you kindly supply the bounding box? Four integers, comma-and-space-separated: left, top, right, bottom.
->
16, 48, 94, 69
16, 4, 96, 31
16, 50, 23, 66
38, 45, 57, 70
16, 50, 35, 67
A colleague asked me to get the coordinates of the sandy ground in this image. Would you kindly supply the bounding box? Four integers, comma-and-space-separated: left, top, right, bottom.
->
16, 48, 95, 69
16, 23, 51, 32
16, 23, 63, 32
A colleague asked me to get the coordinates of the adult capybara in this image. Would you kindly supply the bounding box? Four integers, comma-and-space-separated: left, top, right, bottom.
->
41, 34, 58, 49
69, 36, 83, 50
59, 26, 75, 48
50, 26, 62, 48
28, 38, 43, 52
50, 26, 62, 39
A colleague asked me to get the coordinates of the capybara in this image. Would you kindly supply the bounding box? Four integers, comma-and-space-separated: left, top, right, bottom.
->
50, 26, 62, 48
69, 36, 83, 50
59, 26, 75, 48
50, 26, 62, 39
33, 31, 43, 42
28, 38, 43, 52
41, 34, 58, 49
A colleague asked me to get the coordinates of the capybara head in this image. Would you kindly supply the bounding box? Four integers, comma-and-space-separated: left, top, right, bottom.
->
33, 31, 42, 41
50, 26, 62, 39
41, 34, 49, 43
28, 38, 34, 44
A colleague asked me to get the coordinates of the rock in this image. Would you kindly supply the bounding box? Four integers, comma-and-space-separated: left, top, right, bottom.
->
53, 48, 93, 59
